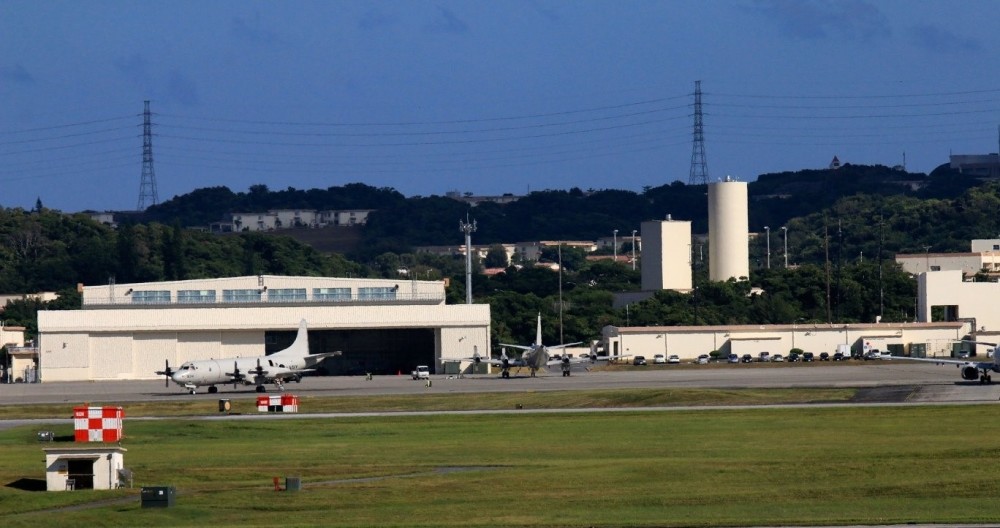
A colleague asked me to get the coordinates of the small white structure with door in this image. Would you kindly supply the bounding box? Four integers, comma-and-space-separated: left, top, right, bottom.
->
43, 446, 128, 491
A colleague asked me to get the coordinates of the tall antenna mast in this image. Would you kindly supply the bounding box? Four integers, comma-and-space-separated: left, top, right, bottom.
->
689, 80, 709, 185
460, 216, 477, 304
137, 100, 159, 211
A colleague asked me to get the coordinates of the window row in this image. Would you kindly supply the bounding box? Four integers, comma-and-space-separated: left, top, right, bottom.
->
129, 287, 396, 304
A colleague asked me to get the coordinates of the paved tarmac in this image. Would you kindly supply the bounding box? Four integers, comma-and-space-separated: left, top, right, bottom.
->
1, 360, 995, 407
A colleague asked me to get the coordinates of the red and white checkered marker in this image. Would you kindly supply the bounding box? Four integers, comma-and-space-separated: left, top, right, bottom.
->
73, 406, 124, 442
257, 395, 298, 413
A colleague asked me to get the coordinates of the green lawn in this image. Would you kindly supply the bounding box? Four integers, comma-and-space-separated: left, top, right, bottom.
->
2, 400, 999, 527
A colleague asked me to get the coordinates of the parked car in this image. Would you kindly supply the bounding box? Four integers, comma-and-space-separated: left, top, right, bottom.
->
802, 352, 815, 362
788, 352, 800, 362
832, 352, 847, 361
696, 354, 710, 364
771, 354, 784, 362
741, 354, 754, 363
727, 354, 740, 364
632, 355, 647, 366
757, 351, 771, 362
864, 350, 882, 360
653, 354, 666, 364
667, 354, 681, 364
819, 352, 830, 361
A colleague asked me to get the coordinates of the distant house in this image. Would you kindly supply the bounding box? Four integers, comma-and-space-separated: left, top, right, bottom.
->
213, 209, 373, 233
319, 209, 373, 227
950, 153, 1000, 179
444, 191, 521, 206
829, 156, 841, 170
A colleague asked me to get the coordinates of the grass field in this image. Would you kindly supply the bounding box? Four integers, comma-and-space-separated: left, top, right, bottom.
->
2, 391, 999, 527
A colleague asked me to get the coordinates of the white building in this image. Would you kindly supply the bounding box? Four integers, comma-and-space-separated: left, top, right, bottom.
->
896, 252, 1000, 277
602, 321, 967, 361
640, 218, 691, 292
320, 209, 373, 227
919, 269, 1000, 334
707, 178, 749, 282
36, 275, 490, 382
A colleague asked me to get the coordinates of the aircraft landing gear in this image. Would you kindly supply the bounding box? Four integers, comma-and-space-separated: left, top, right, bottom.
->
980, 373, 992, 384
255, 385, 266, 393
188, 389, 197, 395
274, 379, 285, 392
501, 369, 510, 379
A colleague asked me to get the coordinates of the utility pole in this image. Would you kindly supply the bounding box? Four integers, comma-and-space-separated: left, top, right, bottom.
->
460, 217, 477, 304
558, 242, 563, 344
631, 230, 637, 270
781, 226, 788, 268
764, 226, 770, 269
613, 229, 618, 262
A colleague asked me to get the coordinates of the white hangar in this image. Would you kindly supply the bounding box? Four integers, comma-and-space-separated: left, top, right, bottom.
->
36, 275, 491, 382
601, 321, 970, 361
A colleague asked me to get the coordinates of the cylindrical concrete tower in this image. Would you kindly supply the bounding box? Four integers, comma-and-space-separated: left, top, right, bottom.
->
707, 177, 749, 281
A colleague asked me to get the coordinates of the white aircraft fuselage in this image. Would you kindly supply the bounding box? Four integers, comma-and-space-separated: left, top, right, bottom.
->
157, 319, 340, 394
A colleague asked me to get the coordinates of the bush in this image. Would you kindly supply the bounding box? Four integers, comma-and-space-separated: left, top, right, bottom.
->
789, 348, 804, 355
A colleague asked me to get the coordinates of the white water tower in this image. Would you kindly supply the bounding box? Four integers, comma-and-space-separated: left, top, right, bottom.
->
707, 176, 749, 281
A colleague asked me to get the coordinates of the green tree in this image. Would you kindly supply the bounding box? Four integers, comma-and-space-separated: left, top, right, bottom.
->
483, 244, 509, 268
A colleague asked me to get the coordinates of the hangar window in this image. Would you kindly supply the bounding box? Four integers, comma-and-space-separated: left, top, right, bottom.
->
178, 290, 216, 303
131, 290, 170, 304
313, 287, 351, 301
267, 288, 307, 302
223, 289, 262, 303
358, 287, 396, 300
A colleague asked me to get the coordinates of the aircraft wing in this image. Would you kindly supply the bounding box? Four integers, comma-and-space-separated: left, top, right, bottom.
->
880, 355, 992, 369
499, 344, 533, 352
465, 356, 525, 367
547, 342, 583, 350
305, 351, 343, 361
589, 353, 627, 362
545, 355, 593, 366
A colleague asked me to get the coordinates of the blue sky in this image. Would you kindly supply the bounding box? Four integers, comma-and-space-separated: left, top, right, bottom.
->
1, 0, 998, 212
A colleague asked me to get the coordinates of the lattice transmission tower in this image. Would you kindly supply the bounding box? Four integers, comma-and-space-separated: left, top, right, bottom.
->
688, 80, 709, 185
137, 100, 159, 211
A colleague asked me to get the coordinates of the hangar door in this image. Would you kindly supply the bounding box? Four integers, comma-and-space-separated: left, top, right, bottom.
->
264, 328, 435, 376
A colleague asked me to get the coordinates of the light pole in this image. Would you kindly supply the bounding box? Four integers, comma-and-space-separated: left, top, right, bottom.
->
924, 245, 931, 272
631, 229, 637, 270
764, 226, 770, 269
781, 226, 788, 268
460, 217, 477, 304
613, 229, 618, 262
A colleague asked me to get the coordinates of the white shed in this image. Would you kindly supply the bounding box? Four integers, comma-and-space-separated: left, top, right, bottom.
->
43, 446, 128, 491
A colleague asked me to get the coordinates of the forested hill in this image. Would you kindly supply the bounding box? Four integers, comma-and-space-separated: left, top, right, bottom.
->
130, 163, 986, 258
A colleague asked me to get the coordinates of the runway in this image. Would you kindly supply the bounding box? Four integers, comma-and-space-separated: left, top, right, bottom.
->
1, 360, 994, 407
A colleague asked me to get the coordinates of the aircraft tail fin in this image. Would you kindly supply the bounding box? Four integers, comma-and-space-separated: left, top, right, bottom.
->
272, 319, 310, 359
535, 312, 543, 347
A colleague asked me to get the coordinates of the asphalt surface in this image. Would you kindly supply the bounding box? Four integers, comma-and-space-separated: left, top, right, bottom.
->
1, 360, 994, 407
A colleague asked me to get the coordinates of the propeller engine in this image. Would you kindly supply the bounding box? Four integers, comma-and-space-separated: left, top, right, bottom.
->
154, 360, 175, 387
226, 361, 244, 389
252, 358, 268, 392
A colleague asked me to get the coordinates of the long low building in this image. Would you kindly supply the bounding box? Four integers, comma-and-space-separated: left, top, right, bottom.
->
601, 321, 971, 361
37, 275, 491, 382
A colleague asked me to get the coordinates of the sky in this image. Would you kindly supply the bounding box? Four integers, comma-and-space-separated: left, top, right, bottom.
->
1, 0, 999, 212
